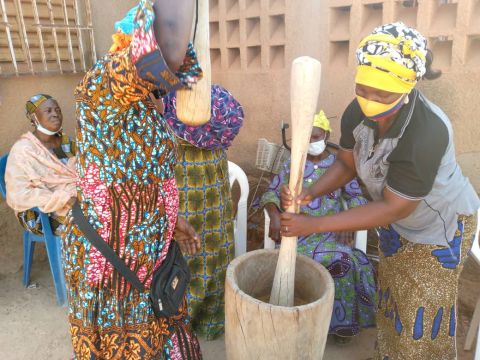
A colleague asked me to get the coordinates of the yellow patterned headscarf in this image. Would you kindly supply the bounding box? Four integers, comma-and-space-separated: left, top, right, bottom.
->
355, 22, 427, 94
313, 110, 332, 132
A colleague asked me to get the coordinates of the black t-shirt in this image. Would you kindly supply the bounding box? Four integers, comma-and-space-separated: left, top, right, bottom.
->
339, 90, 449, 199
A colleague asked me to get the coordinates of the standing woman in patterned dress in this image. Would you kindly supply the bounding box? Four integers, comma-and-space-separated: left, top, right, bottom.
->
280, 22, 480, 359
62, 1, 204, 359
163, 84, 244, 340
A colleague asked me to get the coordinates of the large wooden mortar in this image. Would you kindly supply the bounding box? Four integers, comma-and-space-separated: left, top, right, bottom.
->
225, 249, 334, 360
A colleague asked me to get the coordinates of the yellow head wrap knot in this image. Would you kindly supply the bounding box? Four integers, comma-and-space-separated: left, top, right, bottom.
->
313, 110, 332, 132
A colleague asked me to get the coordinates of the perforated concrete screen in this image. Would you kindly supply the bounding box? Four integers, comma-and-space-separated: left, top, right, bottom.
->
327, 0, 480, 69
210, 0, 286, 71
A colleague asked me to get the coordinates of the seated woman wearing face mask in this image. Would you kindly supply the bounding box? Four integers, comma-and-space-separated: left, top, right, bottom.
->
5, 94, 77, 236
260, 111, 377, 342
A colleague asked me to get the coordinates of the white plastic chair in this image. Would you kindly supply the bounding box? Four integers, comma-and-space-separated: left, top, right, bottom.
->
464, 209, 480, 360
263, 210, 368, 254
228, 161, 249, 258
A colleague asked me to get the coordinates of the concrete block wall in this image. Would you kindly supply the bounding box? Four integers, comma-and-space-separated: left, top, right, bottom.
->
216, 0, 480, 192
322, 0, 480, 190
209, 0, 287, 71
325, 0, 480, 70
212, 0, 325, 172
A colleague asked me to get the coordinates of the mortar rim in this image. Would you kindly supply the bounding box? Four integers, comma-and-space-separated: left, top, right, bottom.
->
226, 249, 335, 312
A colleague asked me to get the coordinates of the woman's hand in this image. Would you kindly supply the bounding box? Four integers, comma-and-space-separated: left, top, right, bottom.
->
268, 211, 282, 243
174, 217, 201, 255
280, 213, 319, 237
280, 186, 313, 210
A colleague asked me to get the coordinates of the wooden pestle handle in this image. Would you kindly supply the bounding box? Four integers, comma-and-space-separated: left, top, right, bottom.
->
270, 56, 322, 307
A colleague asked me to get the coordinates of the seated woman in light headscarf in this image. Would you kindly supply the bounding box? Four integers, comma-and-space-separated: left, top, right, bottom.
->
5, 94, 77, 236
260, 111, 377, 343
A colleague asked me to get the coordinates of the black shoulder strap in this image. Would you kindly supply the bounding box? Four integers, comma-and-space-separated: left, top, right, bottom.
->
72, 202, 145, 293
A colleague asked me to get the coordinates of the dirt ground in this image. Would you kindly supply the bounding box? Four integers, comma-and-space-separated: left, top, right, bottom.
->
0, 253, 478, 360
0, 259, 376, 360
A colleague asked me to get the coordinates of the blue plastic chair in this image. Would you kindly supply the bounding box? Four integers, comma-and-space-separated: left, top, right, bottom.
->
0, 153, 67, 306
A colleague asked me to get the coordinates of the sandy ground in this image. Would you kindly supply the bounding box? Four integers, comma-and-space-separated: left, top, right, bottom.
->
0, 256, 478, 360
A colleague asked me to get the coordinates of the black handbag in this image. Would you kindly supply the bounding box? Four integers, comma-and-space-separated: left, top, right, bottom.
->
72, 202, 190, 318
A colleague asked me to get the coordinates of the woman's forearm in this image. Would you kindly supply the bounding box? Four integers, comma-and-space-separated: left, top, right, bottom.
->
313, 201, 401, 233
153, 0, 195, 71
281, 188, 420, 237
312, 191, 419, 233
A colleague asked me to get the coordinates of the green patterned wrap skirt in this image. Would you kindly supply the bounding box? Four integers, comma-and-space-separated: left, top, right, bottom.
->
175, 139, 235, 340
